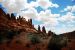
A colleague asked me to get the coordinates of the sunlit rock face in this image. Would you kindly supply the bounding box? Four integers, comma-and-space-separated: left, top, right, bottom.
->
0, 8, 36, 32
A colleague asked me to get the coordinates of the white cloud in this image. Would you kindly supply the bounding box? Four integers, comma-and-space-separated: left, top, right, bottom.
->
1, 0, 59, 13
59, 12, 75, 26
36, 10, 60, 26
17, 8, 38, 20
2, 0, 27, 13
2, 0, 38, 13
36, 0, 59, 9
64, 6, 72, 11
37, 11, 75, 34
59, 12, 75, 22
56, 12, 75, 34
62, 5, 75, 12
71, 6, 75, 12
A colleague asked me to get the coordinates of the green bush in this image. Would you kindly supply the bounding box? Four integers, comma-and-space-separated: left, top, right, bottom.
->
47, 35, 68, 50
28, 34, 41, 45
0, 32, 6, 44
26, 43, 31, 48
0, 35, 4, 44
0, 29, 21, 44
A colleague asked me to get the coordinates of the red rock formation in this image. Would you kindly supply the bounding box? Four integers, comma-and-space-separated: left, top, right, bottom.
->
29, 19, 32, 25
38, 25, 41, 33
0, 8, 6, 17
0, 8, 37, 33
47, 30, 53, 36
0, 8, 48, 50
1, 7, 75, 50
11, 13, 16, 20
6, 14, 11, 20
42, 26, 46, 33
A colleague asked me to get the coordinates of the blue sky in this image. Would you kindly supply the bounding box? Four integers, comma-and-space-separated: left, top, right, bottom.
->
0, 0, 75, 34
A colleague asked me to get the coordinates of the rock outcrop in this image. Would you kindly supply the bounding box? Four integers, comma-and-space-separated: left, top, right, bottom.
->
0, 8, 37, 33
38, 25, 41, 33
0, 8, 75, 50
42, 26, 46, 33
47, 30, 54, 36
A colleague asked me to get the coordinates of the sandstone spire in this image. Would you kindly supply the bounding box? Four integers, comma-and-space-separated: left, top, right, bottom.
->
29, 19, 32, 25
38, 25, 41, 32
28, 19, 32, 25
42, 26, 46, 33
11, 13, 16, 20
6, 14, 11, 20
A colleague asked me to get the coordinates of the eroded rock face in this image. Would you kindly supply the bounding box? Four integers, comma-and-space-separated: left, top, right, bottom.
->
0, 8, 75, 50
0, 8, 49, 50
42, 26, 46, 33
38, 25, 41, 33
0, 8, 38, 45
0, 8, 37, 33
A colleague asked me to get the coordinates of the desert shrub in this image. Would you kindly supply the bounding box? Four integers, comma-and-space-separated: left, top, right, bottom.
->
47, 35, 68, 50
0, 29, 21, 44
0, 35, 4, 44
6, 30, 15, 39
28, 34, 41, 45
30, 35, 40, 44
16, 40, 22, 44
68, 39, 71, 42
0, 32, 7, 44
6, 29, 21, 40
26, 43, 31, 48
35, 48, 40, 50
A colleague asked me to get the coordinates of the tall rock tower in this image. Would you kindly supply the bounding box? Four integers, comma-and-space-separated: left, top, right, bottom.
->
11, 13, 16, 20
6, 14, 11, 20
42, 26, 46, 33
38, 25, 41, 32
28, 19, 32, 25
28, 19, 32, 26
